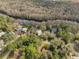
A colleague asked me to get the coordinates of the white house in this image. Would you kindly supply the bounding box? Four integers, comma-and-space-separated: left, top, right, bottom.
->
36, 30, 42, 36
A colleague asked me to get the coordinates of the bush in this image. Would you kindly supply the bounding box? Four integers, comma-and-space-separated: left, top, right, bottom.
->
50, 38, 65, 49
57, 31, 75, 43
0, 16, 14, 31
49, 38, 75, 59
1, 32, 16, 43
49, 38, 67, 59
23, 44, 40, 59
75, 32, 79, 40
39, 22, 46, 31
42, 31, 55, 41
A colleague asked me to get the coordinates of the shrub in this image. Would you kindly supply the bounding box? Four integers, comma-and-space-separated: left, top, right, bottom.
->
23, 44, 40, 59
1, 32, 16, 43
42, 31, 55, 41
50, 38, 65, 49
75, 32, 79, 40
0, 16, 14, 31
39, 22, 46, 31
49, 38, 66, 59
57, 31, 75, 43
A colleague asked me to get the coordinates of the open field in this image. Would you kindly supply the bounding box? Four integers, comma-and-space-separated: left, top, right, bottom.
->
0, 0, 79, 21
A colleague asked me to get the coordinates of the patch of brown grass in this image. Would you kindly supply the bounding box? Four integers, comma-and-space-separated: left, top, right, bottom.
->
0, 0, 79, 21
